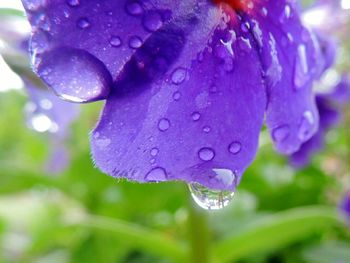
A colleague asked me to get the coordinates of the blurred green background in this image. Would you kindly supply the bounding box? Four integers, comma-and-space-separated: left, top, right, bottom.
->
0, 1, 350, 262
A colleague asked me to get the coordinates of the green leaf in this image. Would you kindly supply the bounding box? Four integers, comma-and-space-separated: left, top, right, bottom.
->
213, 206, 340, 263
68, 215, 188, 263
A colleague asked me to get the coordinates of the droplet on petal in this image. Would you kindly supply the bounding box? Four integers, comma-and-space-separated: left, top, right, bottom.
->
77, 17, 91, 29
37, 47, 113, 103
272, 125, 290, 143
144, 167, 167, 182
142, 11, 163, 32
109, 36, 122, 47
294, 44, 309, 89
189, 183, 234, 210
171, 68, 187, 85
228, 141, 242, 154
67, 0, 80, 7
198, 147, 215, 161
158, 118, 170, 132
298, 111, 315, 141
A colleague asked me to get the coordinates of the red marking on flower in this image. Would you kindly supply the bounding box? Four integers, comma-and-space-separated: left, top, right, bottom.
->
213, 0, 252, 11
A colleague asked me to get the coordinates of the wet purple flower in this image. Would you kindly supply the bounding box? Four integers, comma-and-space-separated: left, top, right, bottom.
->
21, 0, 325, 190
339, 190, 350, 223
290, 76, 350, 168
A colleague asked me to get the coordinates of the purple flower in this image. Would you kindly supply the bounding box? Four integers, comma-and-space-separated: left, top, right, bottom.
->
21, 0, 325, 190
339, 191, 350, 223
290, 76, 350, 168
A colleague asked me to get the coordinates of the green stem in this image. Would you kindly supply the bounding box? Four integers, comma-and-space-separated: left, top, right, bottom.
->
187, 193, 211, 263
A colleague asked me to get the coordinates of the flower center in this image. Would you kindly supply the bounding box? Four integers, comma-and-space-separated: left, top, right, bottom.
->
212, 0, 251, 11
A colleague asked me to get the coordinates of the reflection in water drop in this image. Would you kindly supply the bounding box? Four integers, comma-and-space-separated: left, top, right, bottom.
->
188, 183, 234, 210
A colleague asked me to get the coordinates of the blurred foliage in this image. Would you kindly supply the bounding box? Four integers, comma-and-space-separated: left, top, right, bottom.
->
0, 1, 350, 263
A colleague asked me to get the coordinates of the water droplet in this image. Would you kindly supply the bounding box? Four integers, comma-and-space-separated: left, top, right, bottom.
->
67, 0, 80, 7
125, 2, 143, 16
191, 112, 201, 121
77, 17, 91, 29
228, 142, 242, 154
145, 167, 167, 182
142, 11, 163, 32
171, 68, 187, 85
37, 47, 112, 103
172, 91, 181, 101
109, 36, 122, 47
203, 126, 211, 133
158, 118, 170, 132
129, 36, 143, 49
150, 147, 159, 157
298, 111, 315, 141
238, 37, 252, 53
272, 125, 290, 143
198, 147, 215, 161
294, 44, 309, 89
189, 183, 234, 210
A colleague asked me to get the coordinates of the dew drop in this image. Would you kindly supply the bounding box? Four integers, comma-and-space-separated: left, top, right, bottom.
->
203, 126, 211, 133
298, 111, 315, 141
67, 0, 80, 7
272, 125, 290, 143
150, 147, 159, 157
142, 11, 163, 32
158, 118, 170, 132
191, 112, 201, 121
109, 36, 122, 47
228, 142, 242, 154
125, 2, 143, 16
171, 68, 187, 85
189, 183, 234, 210
172, 91, 181, 101
198, 147, 215, 161
145, 167, 167, 182
37, 47, 112, 103
77, 18, 91, 29
129, 36, 143, 49
294, 44, 309, 89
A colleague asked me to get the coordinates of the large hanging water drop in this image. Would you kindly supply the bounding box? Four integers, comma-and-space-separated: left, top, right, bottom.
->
189, 183, 234, 210
36, 47, 113, 103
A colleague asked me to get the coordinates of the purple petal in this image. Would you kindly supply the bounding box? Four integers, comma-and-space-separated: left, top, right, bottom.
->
21, 0, 199, 102
249, 0, 322, 154
290, 77, 350, 168
329, 75, 350, 104
91, 21, 266, 191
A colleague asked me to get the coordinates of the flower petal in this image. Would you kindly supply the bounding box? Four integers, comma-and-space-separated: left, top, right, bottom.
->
91, 22, 266, 191
248, 0, 322, 154
21, 0, 199, 102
